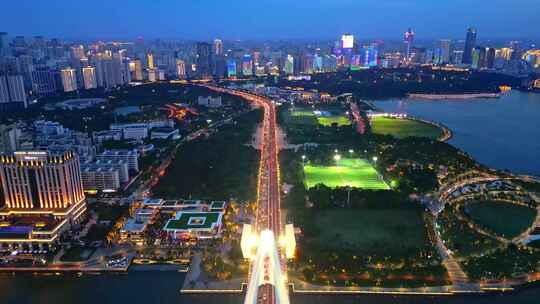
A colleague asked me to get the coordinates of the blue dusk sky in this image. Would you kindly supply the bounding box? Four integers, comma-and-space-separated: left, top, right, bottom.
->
1, 0, 539, 40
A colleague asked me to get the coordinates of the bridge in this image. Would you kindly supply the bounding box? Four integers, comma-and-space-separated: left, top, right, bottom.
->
201, 85, 294, 304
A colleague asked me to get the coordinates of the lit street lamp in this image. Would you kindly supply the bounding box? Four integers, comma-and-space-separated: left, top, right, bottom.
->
334, 154, 341, 166
372, 156, 378, 164
302, 155, 306, 167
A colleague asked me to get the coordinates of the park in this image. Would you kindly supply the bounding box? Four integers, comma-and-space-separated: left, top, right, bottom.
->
370, 116, 443, 140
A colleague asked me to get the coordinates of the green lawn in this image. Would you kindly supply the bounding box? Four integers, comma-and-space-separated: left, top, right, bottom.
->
314, 209, 428, 256
284, 109, 350, 127
466, 200, 537, 239
164, 212, 221, 230
304, 158, 389, 190
317, 116, 351, 126
370, 117, 442, 139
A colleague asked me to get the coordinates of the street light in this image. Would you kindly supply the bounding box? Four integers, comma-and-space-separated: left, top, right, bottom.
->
301, 155, 306, 167
334, 154, 341, 166
372, 156, 378, 163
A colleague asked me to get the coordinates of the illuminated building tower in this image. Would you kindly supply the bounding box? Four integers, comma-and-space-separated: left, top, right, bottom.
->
176, 59, 186, 79
61, 68, 77, 92
82, 67, 97, 89
434, 39, 451, 65
147, 52, 155, 69
284, 54, 294, 75
226, 59, 237, 78
499, 48, 514, 61
403, 28, 415, 63
462, 27, 477, 64
31, 67, 56, 97
130, 58, 143, 81
341, 34, 354, 66
242, 54, 253, 76
0, 151, 87, 251
471, 46, 486, 69
196, 42, 212, 78
213, 39, 223, 56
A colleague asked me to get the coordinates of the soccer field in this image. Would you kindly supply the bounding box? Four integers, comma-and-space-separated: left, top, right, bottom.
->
371, 116, 442, 139
317, 116, 351, 126
285, 109, 350, 126
304, 158, 390, 189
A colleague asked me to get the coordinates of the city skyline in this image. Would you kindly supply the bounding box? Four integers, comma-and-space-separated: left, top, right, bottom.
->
2, 0, 540, 40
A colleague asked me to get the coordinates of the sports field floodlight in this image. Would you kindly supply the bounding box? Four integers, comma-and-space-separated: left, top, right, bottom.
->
349, 149, 354, 154
372, 156, 378, 163
334, 154, 341, 166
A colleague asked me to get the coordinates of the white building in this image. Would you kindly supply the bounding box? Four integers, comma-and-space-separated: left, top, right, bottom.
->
197, 96, 222, 108
61, 68, 78, 92
96, 150, 139, 172
176, 59, 186, 79
81, 166, 121, 192
151, 127, 179, 140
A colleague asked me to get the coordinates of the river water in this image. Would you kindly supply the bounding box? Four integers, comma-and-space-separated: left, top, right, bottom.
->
3, 91, 540, 304
373, 90, 540, 176
2, 272, 540, 304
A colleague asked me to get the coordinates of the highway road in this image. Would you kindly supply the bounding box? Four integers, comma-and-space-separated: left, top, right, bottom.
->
200, 84, 284, 304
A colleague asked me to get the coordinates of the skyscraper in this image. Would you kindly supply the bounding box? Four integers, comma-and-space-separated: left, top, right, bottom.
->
213, 39, 223, 56
196, 42, 212, 78
0, 32, 8, 55
176, 59, 186, 79
434, 39, 451, 65
70, 45, 85, 60
227, 59, 237, 78
242, 54, 253, 76
130, 58, 143, 81
82, 67, 97, 89
61, 68, 78, 92
147, 52, 155, 69
462, 27, 477, 65
284, 55, 294, 75
403, 28, 415, 62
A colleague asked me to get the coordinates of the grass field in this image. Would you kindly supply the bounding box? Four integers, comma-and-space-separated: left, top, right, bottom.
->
466, 200, 537, 239
370, 117, 442, 139
317, 116, 351, 126
304, 158, 389, 189
315, 209, 428, 255
284, 109, 350, 127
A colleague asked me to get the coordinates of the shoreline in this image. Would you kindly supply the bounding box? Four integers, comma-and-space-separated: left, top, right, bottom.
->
408, 93, 501, 100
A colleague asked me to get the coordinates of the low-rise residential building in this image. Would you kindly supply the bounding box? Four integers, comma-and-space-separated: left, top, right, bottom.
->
92, 130, 122, 143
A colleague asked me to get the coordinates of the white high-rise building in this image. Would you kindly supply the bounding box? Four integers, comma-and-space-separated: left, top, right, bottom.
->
213, 39, 223, 56
61, 68, 78, 92
284, 55, 294, 75
0, 75, 27, 107
82, 67, 97, 89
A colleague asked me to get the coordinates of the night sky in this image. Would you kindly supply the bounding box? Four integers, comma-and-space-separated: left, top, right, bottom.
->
2, 0, 539, 40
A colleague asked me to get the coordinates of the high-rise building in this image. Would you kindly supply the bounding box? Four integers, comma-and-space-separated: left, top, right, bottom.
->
147, 52, 155, 69
82, 67, 97, 89
472, 46, 487, 69
130, 58, 143, 81
485, 48, 496, 69
227, 59, 237, 78
70, 45, 85, 60
434, 39, 451, 64
0, 151, 86, 250
462, 27, 477, 65
31, 67, 56, 96
403, 28, 415, 62
341, 34, 354, 49
176, 59, 186, 79
213, 39, 223, 56
0, 32, 8, 55
0, 75, 27, 108
284, 54, 294, 75
242, 54, 253, 76
61, 68, 78, 92
6, 75, 26, 104
196, 42, 212, 78
452, 50, 464, 65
